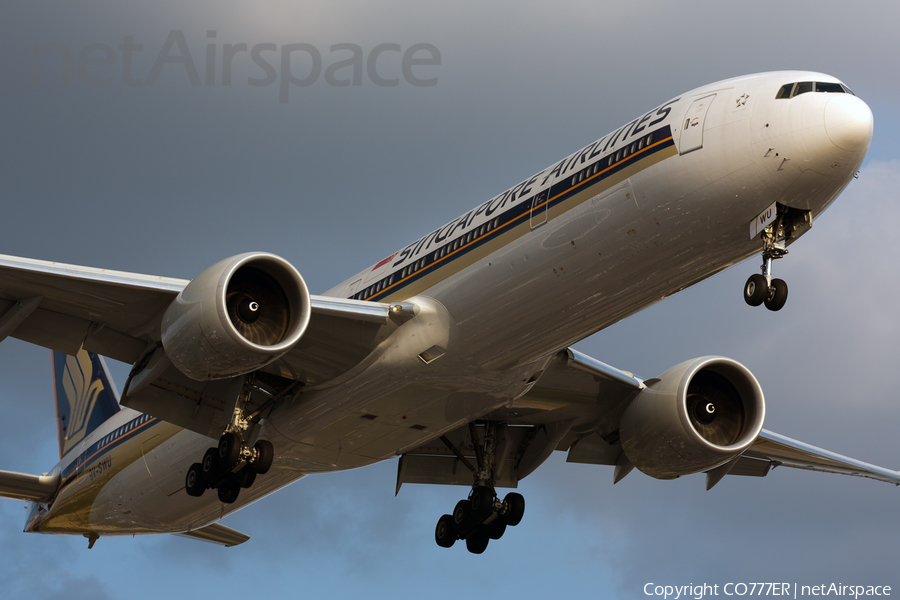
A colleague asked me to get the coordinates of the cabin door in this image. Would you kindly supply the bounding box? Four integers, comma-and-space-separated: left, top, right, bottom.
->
679, 94, 716, 154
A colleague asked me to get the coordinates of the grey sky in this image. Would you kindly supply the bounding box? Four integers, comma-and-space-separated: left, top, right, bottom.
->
1, 2, 899, 598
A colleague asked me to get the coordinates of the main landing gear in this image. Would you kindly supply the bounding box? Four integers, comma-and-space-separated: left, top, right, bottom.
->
433, 422, 526, 554
184, 373, 278, 504
185, 433, 274, 503
434, 487, 525, 554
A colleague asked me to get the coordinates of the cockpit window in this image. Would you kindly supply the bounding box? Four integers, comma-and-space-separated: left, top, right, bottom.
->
775, 81, 851, 99
776, 83, 795, 99
795, 81, 813, 96
816, 82, 845, 94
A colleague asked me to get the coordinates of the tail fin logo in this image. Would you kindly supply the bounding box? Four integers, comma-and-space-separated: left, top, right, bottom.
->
61, 352, 105, 450
53, 350, 121, 458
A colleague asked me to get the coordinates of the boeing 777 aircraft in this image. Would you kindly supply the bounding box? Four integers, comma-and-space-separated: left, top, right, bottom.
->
0, 71, 894, 554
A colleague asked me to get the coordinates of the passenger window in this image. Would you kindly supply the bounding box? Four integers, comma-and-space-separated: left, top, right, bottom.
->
795, 82, 813, 96
775, 83, 795, 99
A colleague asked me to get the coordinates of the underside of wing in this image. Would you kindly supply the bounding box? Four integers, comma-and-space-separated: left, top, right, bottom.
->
0, 253, 405, 437
0, 254, 186, 363
397, 347, 900, 493
396, 349, 646, 492
742, 430, 900, 486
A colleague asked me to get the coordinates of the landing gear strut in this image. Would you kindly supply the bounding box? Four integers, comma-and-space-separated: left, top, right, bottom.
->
184, 373, 284, 503
433, 422, 526, 554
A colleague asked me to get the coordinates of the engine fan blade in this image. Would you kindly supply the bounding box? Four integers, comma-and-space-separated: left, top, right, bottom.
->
226, 268, 290, 346
686, 371, 745, 446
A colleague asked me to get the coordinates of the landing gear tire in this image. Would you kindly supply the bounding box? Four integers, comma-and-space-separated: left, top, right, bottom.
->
201, 448, 221, 483
435, 514, 457, 548
218, 432, 242, 470
185, 463, 206, 497
238, 467, 257, 489
217, 477, 240, 504
486, 519, 507, 540
765, 278, 788, 312
469, 486, 494, 520
743, 274, 768, 307
465, 528, 490, 554
452, 500, 474, 533
502, 492, 525, 527
252, 440, 274, 474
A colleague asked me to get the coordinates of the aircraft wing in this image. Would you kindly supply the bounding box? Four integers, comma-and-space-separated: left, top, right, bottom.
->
742, 430, 900, 485
0, 253, 395, 384
397, 348, 900, 491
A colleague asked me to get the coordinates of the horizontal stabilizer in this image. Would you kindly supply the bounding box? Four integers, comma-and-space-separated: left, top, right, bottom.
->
0, 469, 60, 502
176, 522, 250, 547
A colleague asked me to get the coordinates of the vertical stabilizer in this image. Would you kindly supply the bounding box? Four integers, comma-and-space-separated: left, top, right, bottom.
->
52, 350, 121, 459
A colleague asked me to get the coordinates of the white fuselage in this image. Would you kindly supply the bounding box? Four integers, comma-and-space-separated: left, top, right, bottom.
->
28, 71, 873, 536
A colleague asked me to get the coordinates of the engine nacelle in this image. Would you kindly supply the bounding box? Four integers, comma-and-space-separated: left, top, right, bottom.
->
161, 253, 311, 380
619, 357, 765, 479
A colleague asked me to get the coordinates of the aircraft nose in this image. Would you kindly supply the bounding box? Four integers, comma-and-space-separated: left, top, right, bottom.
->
824, 94, 873, 152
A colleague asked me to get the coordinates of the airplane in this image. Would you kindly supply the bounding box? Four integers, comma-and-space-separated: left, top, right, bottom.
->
0, 70, 894, 555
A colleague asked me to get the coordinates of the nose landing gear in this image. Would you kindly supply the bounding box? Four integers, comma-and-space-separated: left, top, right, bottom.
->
744, 210, 793, 312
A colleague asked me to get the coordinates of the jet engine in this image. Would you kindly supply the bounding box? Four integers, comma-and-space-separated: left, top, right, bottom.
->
618, 357, 765, 479
160, 253, 311, 380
